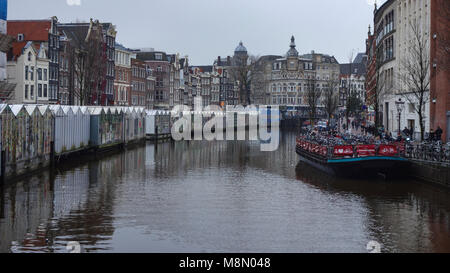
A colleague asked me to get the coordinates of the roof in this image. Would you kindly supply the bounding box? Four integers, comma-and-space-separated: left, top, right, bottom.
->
190, 65, 213, 73
353, 53, 367, 64
0, 104, 8, 114
287, 36, 299, 57
8, 41, 42, 61
58, 24, 90, 49
374, 0, 395, 22
115, 42, 132, 52
300, 53, 338, 64
7, 20, 51, 42
9, 104, 24, 116
340, 62, 367, 76
7, 20, 52, 61
215, 56, 233, 67
135, 51, 169, 62
235, 41, 247, 53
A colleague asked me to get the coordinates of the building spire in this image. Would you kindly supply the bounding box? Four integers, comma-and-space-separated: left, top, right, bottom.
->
287, 35, 299, 57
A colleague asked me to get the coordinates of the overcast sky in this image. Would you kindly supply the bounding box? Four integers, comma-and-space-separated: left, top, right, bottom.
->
8, 0, 387, 65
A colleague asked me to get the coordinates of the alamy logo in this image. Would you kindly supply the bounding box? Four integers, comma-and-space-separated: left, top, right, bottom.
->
170, 98, 280, 152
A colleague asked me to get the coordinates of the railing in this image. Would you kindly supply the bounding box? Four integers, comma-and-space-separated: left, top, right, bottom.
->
296, 137, 405, 160
405, 143, 450, 163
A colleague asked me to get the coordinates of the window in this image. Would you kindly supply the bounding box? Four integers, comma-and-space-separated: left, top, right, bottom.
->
44, 84, 48, 97
30, 85, 34, 99
25, 66, 29, 80
38, 84, 42, 97
25, 85, 29, 99
43, 69, 47, 81
30, 67, 34, 81
38, 68, 42, 81
155, 53, 162, 60
18, 34, 24, 42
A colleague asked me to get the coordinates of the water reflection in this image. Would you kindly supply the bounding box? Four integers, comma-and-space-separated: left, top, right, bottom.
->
0, 132, 449, 253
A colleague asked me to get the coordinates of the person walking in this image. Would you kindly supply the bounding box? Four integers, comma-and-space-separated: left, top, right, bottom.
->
435, 126, 443, 142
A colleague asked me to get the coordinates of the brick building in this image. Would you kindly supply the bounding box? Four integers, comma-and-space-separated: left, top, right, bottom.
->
114, 43, 133, 106
430, 0, 450, 142
135, 50, 170, 109
7, 17, 60, 103
58, 20, 116, 106
130, 58, 148, 107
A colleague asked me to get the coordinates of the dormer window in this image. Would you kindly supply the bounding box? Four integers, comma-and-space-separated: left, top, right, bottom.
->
18, 34, 24, 42
28, 52, 32, 62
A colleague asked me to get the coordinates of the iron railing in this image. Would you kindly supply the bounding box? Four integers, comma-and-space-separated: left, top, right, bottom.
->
404, 142, 450, 163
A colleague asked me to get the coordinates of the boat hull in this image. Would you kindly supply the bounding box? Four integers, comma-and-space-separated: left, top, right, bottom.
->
296, 146, 410, 177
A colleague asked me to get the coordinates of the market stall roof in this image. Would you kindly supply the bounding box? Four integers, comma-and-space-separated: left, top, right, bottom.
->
80, 106, 89, 115
0, 104, 7, 114
61, 105, 74, 115
49, 105, 64, 116
88, 107, 104, 115
24, 104, 37, 115
9, 104, 24, 116
38, 105, 50, 115
71, 106, 81, 115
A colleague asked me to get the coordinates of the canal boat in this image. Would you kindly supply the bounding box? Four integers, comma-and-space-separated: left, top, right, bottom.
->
296, 136, 410, 177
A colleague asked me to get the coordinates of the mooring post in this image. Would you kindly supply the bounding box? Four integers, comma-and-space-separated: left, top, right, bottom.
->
50, 141, 55, 169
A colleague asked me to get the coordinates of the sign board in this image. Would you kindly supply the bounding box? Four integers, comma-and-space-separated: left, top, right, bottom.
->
378, 145, 398, 157
333, 145, 354, 157
356, 145, 376, 157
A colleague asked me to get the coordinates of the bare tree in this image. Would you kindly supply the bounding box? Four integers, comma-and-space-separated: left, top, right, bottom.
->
248, 56, 269, 105
398, 21, 430, 140
229, 54, 259, 106
344, 50, 355, 129
67, 20, 107, 106
304, 75, 322, 126
323, 74, 340, 124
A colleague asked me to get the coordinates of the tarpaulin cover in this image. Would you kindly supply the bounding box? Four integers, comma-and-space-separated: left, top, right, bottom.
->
0, 0, 6, 21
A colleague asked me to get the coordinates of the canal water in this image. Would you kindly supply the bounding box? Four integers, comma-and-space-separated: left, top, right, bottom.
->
0, 131, 449, 253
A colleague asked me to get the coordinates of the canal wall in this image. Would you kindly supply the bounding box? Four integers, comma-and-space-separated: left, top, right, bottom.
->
408, 160, 450, 188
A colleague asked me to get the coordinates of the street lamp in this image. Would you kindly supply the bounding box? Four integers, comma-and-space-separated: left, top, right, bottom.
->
395, 98, 405, 135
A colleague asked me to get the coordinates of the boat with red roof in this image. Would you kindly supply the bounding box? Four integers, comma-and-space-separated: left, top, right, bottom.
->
295, 133, 410, 177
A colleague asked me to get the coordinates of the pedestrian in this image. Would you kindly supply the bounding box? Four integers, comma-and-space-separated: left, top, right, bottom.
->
402, 127, 411, 139
435, 125, 443, 141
